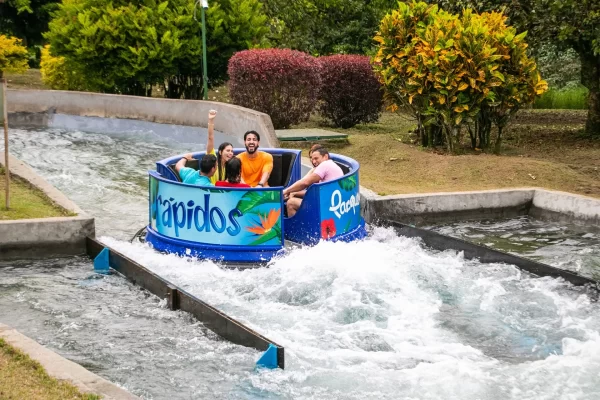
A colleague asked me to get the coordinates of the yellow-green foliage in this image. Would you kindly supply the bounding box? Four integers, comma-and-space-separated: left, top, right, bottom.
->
372, 1, 547, 152
0, 35, 29, 74
39, 45, 89, 91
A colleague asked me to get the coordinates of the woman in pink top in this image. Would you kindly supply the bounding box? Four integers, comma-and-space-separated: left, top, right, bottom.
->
283, 147, 344, 217
216, 158, 251, 188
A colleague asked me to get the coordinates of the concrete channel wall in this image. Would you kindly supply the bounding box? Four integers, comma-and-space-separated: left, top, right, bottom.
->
530, 189, 600, 226
0, 154, 95, 259
7, 89, 279, 148
0, 323, 139, 399
360, 187, 600, 227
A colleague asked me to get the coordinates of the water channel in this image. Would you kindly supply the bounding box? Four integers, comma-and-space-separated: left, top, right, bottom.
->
1, 120, 599, 399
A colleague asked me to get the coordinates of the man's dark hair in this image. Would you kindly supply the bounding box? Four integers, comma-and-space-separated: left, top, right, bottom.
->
200, 154, 217, 174
244, 130, 260, 141
224, 157, 243, 183
312, 147, 330, 157
309, 144, 323, 156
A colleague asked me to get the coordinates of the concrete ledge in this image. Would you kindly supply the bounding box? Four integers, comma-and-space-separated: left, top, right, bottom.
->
8, 89, 279, 148
361, 188, 535, 225
6, 111, 49, 128
0, 216, 94, 259
0, 323, 139, 399
0, 154, 95, 260
360, 187, 600, 227
531, 189, 600, 226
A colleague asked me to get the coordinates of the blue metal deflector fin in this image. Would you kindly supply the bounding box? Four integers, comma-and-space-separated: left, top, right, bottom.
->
256, 343, 278, 369
93, 248, 110, 274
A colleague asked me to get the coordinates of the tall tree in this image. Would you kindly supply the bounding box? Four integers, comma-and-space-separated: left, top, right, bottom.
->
262, 0, 397, 55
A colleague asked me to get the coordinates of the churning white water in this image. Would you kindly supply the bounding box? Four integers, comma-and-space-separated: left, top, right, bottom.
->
101, 230, 600, 399
3, 120, 600, 399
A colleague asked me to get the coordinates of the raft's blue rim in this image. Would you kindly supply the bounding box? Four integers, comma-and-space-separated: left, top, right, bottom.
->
145, 227, 284, 263
146, 221, 367, 263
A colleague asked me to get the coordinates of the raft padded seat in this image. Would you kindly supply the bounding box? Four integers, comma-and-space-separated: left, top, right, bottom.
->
335, 161, 351, 175
268, 154, 283, 187
267, 152, 297, 187
168, 159, 199, 182
281, 152, 297, 186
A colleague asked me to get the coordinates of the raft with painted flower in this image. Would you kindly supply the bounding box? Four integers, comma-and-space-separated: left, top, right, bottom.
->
146, 148, 367, 263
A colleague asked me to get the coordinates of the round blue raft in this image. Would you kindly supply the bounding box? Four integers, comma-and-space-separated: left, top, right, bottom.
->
146, 148, 367, 263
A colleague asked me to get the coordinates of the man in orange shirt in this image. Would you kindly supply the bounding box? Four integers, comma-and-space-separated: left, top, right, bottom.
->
236, 130, 273, 187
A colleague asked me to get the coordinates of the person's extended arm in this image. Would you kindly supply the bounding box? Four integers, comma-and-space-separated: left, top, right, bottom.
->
257, 154, 273, 187
258, 171, 270, 187
175, 153, 193, 173
206, 110, 217, 154
283, 173, 321, 198
290, 189, 307, 199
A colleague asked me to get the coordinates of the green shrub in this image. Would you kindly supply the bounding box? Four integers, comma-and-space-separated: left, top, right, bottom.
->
372, 1, 547, 153
228, 49, 321, 129
0, 34, 28, 75
318, 55, 383, 128
45, 0, 269, 97
40, 45, 94, 91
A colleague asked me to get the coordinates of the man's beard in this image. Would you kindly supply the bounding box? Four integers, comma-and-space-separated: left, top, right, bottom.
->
245, 144, 258, 154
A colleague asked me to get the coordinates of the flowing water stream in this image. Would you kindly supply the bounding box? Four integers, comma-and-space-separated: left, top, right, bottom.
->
1, 120, 599, 399
432, 218, 600, 280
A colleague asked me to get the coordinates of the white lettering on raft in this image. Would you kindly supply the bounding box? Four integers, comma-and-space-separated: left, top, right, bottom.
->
329, 190, 360, 219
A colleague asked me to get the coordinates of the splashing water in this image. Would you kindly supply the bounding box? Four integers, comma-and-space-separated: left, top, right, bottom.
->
101, 228, 600, 400
2, 123, 600, 399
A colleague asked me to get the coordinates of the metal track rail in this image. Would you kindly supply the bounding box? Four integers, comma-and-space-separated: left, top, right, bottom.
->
86, 237, 285, 369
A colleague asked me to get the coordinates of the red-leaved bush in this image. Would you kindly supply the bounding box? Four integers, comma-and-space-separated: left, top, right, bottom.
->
318, 55, 383, 128
228, 49, 321, 129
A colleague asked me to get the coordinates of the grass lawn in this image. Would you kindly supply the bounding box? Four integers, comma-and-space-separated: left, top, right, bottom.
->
0, 168, 73, 220
8, 69, 600, 198
0, 339, 100, 400
285, 111, 600, 198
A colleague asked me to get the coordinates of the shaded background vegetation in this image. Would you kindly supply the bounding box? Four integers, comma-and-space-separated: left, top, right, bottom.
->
1, 0, 598, 136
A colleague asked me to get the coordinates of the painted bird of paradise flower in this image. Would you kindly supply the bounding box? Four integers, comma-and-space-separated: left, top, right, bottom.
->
321, 218, 337, 239
246, 208, 282, 245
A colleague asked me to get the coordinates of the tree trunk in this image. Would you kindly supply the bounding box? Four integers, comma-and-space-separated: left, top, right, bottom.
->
477, 110, 492, 149
494, 126, 503, 154
580, 51, 600, 137
417, 114, 428, 147
468, 124, 476, 149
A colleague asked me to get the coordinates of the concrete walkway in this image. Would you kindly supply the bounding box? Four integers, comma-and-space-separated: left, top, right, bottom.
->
276, 128, 348, 141
0, 323, 139, 399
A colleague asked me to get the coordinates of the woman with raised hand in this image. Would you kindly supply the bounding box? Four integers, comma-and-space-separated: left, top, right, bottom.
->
205, 109, 234, 184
